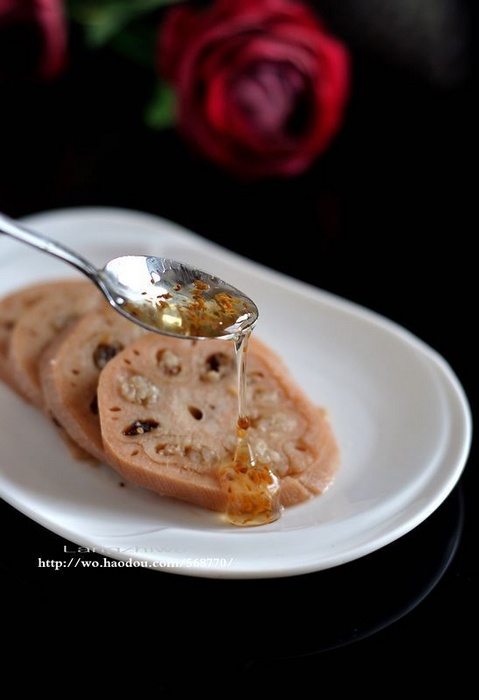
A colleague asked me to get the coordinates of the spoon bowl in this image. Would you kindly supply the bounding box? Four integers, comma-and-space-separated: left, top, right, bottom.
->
0, 213, 258, 341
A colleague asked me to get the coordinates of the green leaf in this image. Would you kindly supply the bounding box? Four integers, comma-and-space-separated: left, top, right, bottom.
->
110, 23, 159, 68
67, 0, 184, 49
144, 82, 176, 129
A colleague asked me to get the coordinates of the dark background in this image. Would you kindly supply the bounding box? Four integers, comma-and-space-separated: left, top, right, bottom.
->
0, 1, 475, 692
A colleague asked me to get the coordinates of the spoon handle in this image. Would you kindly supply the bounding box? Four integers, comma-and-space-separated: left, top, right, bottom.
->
0, 212, 99, 281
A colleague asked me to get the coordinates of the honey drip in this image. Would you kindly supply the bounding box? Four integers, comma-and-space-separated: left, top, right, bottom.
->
218, 332, 282, 527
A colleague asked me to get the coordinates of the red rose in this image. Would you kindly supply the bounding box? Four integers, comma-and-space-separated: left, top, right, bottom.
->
0, 0, 67, 81
157, 0, 350, 180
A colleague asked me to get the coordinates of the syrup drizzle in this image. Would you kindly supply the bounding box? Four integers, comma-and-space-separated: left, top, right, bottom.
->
218, 331, 282, 527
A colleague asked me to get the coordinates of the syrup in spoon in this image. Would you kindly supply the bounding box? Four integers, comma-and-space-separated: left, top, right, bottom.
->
0, 212, 258, 341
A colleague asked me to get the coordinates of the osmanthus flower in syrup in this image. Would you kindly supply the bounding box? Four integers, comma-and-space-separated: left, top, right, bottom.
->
218, 331, 283, 527
112, 256, 258, 342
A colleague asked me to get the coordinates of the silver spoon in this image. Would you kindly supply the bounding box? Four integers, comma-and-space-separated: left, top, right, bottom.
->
0, 212, 258, 341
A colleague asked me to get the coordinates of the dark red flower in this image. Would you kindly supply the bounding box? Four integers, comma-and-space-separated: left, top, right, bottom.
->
0, 0, 67, 82
157, 0, 350, 180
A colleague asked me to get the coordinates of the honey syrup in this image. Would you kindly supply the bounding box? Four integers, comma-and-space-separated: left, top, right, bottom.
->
121, 278, 256, 340
218, 332, 282, 527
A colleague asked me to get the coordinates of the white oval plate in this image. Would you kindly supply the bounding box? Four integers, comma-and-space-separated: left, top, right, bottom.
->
0, 207, 472, 578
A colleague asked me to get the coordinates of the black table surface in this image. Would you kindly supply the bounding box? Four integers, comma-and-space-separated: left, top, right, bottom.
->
0, 49, 475, 691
